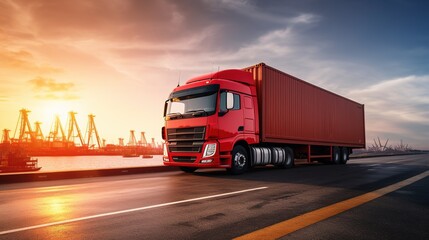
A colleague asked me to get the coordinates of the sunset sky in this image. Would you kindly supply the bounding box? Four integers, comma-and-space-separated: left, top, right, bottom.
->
1, 0, 428, 149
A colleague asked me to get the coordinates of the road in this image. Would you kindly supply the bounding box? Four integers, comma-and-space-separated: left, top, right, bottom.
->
0, 154, 428, 240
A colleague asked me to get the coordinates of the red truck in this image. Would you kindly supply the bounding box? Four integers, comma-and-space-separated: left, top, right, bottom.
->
162, 63, 365, 174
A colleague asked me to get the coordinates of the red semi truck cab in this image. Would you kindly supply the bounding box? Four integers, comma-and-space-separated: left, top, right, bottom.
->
162, 63, 365, 174
162, 69, 259, 173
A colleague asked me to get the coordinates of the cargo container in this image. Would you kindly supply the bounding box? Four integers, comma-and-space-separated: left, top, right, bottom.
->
162, 63, 365, 174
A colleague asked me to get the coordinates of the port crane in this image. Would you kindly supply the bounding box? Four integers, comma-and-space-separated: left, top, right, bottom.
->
66, 112, 84, 146
3, 109, 161, 155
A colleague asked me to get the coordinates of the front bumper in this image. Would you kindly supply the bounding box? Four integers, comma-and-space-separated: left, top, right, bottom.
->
163, 141, 223, 168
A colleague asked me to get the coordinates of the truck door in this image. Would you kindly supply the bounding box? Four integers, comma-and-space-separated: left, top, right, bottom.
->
218, 91, 244, 149
243, 95, 255, 134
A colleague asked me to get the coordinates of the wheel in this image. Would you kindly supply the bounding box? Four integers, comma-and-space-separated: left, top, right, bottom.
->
332, 147, 341, 164
340, 147, 349, 164
228, 145, 249, 175
276, 147, 294, 169
180, 167, 198, 173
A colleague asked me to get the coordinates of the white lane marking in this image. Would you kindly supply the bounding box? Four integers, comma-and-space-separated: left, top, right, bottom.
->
0, 186, 268, 235
367, 164, 381, 167
386, 159, 414, 164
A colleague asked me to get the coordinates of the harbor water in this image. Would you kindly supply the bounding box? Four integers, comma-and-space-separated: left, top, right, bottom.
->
34, 155, 163, 172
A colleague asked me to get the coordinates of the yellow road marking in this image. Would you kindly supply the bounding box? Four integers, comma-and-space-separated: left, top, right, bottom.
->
235, 170, 429, 240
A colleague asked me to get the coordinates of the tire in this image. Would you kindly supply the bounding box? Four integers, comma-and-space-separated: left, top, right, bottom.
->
180, 167, 198, 173
340, 147, 349, 164
229, 145, 249, 175
276, 147, 294, 169
332, 147, 341, 164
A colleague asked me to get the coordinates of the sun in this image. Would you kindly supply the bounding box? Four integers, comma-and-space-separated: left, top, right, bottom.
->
44, 101, 71, 120
24, 100, 87, 140
35, 100, 77, 133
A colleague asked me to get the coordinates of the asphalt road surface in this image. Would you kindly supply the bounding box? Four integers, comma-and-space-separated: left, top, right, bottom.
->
1, 154, 428, 240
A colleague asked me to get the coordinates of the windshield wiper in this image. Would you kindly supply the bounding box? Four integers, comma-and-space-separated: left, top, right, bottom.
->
168, 112, 184, 120
185, 110, 208, 116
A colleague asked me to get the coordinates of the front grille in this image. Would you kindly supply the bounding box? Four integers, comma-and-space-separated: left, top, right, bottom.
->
167, 127, 206, 153
169, 141, 203, 152
167, 127, 205, 141
173, 156, 196, 163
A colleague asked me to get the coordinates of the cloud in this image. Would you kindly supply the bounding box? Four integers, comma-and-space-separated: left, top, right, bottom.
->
204, 0, 320, 25
190, 17, 428, 149
204, 0, 287, 23
290, 13, 320, 24
35, 93, 79, 100
0, 95, 9, 102
1, 0, 321, 76
138, 11, 322, 72
4, 0, 208, 44
1, 0, 427, 148
28, 77, 79, 100
29, 77, 74, 92
349, 75, 429, 122
348, 75, 429, 148
0, 50, 62, 74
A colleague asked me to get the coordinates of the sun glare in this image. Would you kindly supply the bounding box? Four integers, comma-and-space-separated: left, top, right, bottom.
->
38, 101, 75, 129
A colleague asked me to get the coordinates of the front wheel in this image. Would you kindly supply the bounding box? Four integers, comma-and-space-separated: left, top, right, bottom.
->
180, 167, 198, 173
228, 145, 249, 175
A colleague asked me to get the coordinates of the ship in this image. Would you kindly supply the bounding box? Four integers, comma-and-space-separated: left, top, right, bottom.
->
122, 153, 140, 158
0, 146, 41, 173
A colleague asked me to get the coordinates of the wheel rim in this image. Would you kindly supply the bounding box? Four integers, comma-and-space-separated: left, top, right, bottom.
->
234, 152, 246, 169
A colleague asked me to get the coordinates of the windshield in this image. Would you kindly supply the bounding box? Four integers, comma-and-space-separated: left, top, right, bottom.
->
165, 84, 219, 120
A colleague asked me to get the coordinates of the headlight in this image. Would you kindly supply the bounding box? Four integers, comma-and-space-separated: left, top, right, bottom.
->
163, 144, 169, 161
203, 143, 216, 158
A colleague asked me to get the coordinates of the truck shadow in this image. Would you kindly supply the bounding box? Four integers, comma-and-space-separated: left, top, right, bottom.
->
190, 160, 427, 190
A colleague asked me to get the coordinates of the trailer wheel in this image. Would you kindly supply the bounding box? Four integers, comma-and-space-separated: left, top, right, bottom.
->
180, 167, 198, 173
229, 145, 248, 175
276, 147, 294, 169
340, 147, 349, 164
332, 147, 341, 164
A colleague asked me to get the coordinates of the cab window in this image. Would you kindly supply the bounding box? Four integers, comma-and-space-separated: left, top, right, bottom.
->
220, 91, 240, 111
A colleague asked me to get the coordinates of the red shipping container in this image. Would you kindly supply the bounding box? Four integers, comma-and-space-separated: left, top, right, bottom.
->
244, 63, 365, 148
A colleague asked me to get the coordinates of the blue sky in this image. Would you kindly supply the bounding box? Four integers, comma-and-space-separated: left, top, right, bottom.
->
1, 0, 428, 149
295, 0, 429, 75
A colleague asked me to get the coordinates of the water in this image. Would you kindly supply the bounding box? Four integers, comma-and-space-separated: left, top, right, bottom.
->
34, 155, 164, 172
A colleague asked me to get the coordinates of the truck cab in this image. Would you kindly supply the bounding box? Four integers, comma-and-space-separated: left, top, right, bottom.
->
162, 70, 259, 174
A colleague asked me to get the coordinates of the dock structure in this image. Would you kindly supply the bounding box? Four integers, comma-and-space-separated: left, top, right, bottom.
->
1, 109, 162, 156
85, 114, 101, 149
67, 112, 84, 147
14, 109, 36, 143
47, 115, 66, 144
1, 129, 11, 144
139, 132, 148, 146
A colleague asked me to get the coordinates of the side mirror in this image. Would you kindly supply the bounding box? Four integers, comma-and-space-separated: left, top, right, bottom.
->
163, 101, 168, 117
226, 92, 234, 110
161, 126, 166, 140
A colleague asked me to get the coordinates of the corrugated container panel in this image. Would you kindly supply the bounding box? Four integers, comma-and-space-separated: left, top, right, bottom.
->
244, 63, 365, 148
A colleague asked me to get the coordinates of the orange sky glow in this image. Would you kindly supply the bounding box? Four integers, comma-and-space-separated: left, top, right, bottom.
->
0, 0, 192, 145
